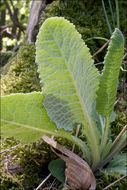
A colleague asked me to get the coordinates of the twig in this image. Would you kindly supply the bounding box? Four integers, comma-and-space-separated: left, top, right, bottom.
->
114, 97, 120, 106
3, 155, 24, 189
4, 0, 14, 22
92, 40, 110, 57
111, 125, 127, 149
7, 171, 24, 190
4, 0, 25, 31
0, 144, 20, 154
94, 62, 104, 66
9, 0, 16, 13
123, 53, 127, 60
49, 178, 57, 190
103, 175, 127, 190
35, 173, 52, 190
0, 24, 13, 30
120, 66, 127, 72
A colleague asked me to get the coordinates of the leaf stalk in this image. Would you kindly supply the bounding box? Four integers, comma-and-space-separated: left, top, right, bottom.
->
101, 118, 110, 154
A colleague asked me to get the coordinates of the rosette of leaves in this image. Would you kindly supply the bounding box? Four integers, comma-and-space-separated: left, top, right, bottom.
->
1, 17, 126, 189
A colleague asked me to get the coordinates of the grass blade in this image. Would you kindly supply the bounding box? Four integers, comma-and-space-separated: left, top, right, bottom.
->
108, 0, 115, 28
102, 0, 112, 35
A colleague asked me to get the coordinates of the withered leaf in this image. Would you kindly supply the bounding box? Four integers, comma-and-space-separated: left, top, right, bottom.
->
42, 135, 96, 190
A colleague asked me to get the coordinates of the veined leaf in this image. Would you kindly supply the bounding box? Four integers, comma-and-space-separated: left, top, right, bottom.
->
1, 92, 90, 162
101, 153, 127, 176
36, 17, 100, 169
1, 92, 57, 143
96, 28, 124, 119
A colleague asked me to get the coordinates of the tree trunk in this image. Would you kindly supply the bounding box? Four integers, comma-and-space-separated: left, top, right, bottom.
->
26, 0, 46, 42
0, 1, 6, 51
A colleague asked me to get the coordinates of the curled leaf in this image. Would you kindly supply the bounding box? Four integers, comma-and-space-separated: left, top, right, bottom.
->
42, 135, 96, 190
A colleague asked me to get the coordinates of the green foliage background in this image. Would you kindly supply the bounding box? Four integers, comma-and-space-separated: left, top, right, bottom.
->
0, 0, 31, 51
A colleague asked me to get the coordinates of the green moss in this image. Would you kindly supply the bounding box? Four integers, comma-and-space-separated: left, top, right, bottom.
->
0, 137, 53, 190
111, 111, 127, 139
0, 51, 13, 67
40, 0, 126, 63
96, 174, 127, 190
1, 43, 41, 95
0, 136, 74, 190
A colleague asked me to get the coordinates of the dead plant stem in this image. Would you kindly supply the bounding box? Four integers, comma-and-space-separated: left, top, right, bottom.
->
0, 144, 20, 154
35, 173, 52, 190
111, 124, 127, 149
92, 40, 110, 57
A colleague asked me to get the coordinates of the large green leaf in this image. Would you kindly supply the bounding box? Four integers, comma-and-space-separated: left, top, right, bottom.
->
96, 28, 124, 119
1, 92, 57, 143
1, 92, 90, 163
36, 17, 100, 170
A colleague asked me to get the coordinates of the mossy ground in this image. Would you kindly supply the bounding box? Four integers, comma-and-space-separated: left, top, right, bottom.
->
1, 126, 127, 190
0, 137, 73, 190
1, 0, 127, 189
1, 43, 41, 95
0, 138, 52, 190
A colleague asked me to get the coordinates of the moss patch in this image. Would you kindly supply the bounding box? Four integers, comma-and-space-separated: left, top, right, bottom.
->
96, 173, 127, 190
0, 137, 74, 190
0, 51, 13, 67
1, 43, 41, 95
111, 111, 127, 140
0, 137, 53, 190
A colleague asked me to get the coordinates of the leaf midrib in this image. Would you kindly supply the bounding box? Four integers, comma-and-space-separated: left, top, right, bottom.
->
1, 119, 56, 135
102, 45, 122, 116
47, 26, 100, 167
50, 29, 90, 126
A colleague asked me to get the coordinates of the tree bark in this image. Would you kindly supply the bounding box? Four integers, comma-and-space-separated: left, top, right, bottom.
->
0, 1, 6, 50
26, 0, 46, 42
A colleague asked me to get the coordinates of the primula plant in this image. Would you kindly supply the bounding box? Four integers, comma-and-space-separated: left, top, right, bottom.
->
1, 17, 127, 189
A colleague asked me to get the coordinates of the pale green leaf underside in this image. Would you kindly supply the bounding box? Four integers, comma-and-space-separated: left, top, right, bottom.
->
96, 28, 124, 118
36, 17, 100, 169
36, 17, 99, 131
1, 92, 57, 143
1, 93, 90, 161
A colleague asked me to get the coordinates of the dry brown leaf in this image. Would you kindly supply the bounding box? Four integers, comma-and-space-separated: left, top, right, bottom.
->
42, 135, 96, 190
